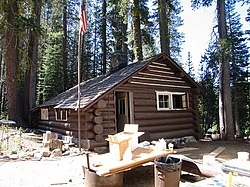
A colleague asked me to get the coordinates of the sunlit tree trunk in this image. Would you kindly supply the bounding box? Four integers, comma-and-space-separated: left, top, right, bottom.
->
63, 0, 68, 90
217, 0, 234, 140
132, 0, 143, 61
158, 0, 170, 55
102, 0, 107, 74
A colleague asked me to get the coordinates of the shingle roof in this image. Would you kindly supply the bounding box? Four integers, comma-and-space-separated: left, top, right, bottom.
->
37, 52, 201, 110
39, 56, 152, 109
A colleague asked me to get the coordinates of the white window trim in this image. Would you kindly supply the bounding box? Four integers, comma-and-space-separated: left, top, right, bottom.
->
41, 108, 49, 120
55, 109, 68, 121
156, 91, 187, 111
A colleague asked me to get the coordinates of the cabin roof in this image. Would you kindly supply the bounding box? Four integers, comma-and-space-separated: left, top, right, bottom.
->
38, 53, 201, 110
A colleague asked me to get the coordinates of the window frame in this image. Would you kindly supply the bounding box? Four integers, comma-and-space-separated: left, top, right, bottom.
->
41, 108, 49, 120
156, 91, 188, 111
55, 109, 68, 121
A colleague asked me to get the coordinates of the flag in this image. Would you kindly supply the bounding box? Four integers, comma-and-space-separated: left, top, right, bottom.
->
79, 0, 87, 34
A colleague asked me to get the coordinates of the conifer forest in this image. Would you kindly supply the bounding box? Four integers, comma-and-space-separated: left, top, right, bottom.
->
0, 0, 249, 140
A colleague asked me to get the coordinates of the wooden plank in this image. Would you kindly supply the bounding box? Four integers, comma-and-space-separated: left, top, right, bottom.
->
83, 147, 173, 177
209, 147, 225, 157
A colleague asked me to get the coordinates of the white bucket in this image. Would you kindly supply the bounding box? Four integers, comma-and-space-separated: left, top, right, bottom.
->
237, 152, 249, 161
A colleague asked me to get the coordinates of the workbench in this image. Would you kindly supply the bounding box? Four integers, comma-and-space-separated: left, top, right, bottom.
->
83, 147, 173, 176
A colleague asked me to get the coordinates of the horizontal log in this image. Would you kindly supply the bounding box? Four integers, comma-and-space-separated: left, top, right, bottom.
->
93, 124, 103, 134
135, 117, 194, 127
134, 99, 156, 106
38, 120, 74, 129
38, 120, 94, 131
100, 108, 115, 112
134, 106, 157, 112
102, 115, 115, 121
83, 139, 108, 150
93, 100, 107, 109
130, 77, 188, 87
150, 129, 195, 140
95, 134, 104, 142
37, 125, 74, 136
103, 129, 116, 136
133, 93, 156, 100
139, 124, 194, 133
118, 84, 156, 93
67, 116, 86, 123
134, 112, 193, 120
102, 123, 116, 129
136, 71, 183, 81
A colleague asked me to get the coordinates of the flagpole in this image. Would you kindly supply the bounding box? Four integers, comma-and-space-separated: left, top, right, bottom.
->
78, 0, 87, 152
77, 28, 83, 152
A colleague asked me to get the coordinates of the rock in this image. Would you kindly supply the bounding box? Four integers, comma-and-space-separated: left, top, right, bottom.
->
62, 144, 70, 152
42, 151, 51, 157
62, 151, 70, 156
9, 154, 18, 160
27, 151, 35, 157
33, 152, 43, 160
51, 148, 62, 157
18, 151, 27, 159
0, 155, 10, 160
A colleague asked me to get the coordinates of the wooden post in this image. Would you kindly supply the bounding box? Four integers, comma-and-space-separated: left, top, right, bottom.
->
77, 22, 82, 152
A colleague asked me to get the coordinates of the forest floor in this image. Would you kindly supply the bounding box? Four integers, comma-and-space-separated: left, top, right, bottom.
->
0, 128, 250, 186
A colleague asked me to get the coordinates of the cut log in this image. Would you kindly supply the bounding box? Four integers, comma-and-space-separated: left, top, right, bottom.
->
95, 134, 104, 142
93, 125, 104, 134
83, 139, 108, 150
94, 109, 101, 116
85, 113, 94, 122
93, 100, 107, 109
93, 116, 103, 124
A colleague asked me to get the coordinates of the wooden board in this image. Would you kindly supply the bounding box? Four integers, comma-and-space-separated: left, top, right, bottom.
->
83, 147, 173, 176
209, 147, 225, 157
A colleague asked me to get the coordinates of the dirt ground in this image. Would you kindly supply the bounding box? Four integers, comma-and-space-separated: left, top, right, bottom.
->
0, 130, 250, 186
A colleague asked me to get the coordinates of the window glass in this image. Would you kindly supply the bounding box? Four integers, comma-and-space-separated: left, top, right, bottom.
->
156, 91, 188, 110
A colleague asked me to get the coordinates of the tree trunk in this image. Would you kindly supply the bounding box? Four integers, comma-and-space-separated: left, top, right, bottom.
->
25, 0, 42, 125
0, 40, 6, 117
102, 0, 107, 74
132, 0, 143, 61
4, 1, 23, 125
63, 0, 68, 90
158, 0, 170, 55
217, 0, 234, 140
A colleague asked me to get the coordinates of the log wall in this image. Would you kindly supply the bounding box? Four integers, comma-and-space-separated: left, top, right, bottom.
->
117, 60, 200, 140
35, 58, 201, 150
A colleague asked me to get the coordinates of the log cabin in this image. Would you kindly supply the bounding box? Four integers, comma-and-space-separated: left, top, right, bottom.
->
32, 52, 202, 150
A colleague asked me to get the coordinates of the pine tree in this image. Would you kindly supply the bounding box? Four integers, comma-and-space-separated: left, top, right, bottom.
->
156, 0, 184, 63
184, 51, 195, 79
226, 1, 249, 136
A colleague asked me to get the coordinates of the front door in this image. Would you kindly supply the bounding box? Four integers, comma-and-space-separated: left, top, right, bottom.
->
116, 92, 129, 132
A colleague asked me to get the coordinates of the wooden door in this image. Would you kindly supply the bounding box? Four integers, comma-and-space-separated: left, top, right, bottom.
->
116, 92, 129, 132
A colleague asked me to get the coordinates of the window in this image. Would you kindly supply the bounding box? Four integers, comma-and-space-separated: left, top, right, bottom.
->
55, 109, 68, 121
41, 108, 49, 120
156, 91, 188, 110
